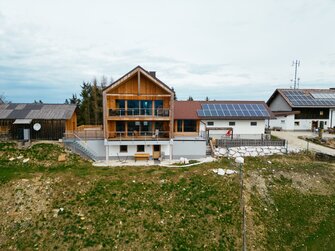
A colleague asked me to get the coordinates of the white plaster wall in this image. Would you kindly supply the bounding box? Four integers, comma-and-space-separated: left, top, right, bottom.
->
293, 119, 330, 130
172, 140, 206, 159
330, 109, 335, 128
269, 115, 294, 130
201, 120, 265, 138
108, 144, 170, 157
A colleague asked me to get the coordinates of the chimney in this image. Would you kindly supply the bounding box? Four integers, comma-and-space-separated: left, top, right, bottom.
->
149, 71, 156, 78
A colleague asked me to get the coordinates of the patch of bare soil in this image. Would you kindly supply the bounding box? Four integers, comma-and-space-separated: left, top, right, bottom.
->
273, 170, 334, 195
244, 172, 269, 250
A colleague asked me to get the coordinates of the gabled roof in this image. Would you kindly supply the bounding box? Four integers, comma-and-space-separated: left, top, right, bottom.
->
174, 100, 274, 120
267, 88, 335, 108
0, 103, 77, 120
103, 65, 174, 95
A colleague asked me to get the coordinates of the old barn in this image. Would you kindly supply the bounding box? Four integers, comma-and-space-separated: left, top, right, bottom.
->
0, 103, 77, 140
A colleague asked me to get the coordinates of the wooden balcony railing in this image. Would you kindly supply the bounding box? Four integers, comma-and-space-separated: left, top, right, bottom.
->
108, 108, 170, 117
108, 131, 170, 141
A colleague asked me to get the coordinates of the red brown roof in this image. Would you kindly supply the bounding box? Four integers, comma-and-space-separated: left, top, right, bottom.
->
174, 101, 201, 119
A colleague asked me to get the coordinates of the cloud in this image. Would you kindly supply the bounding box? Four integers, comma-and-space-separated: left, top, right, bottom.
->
0, 1, 335, 103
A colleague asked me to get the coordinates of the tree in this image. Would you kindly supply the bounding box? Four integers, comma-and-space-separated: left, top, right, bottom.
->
171, 87, 177, 100
205, 96, 209, 101
188, 96, 194, 101
65, 75, 112, 126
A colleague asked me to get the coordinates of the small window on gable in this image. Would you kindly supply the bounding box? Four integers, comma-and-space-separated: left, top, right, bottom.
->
294, 121, 300, 126
250, 122, 257, 126
207, 121, 214, 126
120, 145, 128, 153
137, 145, 145, 152
229, 122, 235, 126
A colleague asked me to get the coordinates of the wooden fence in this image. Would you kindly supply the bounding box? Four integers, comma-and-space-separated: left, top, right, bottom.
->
216, 138, 286, 148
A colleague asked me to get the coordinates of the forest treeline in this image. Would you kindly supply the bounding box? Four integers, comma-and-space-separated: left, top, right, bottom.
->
65, 76, 111, 126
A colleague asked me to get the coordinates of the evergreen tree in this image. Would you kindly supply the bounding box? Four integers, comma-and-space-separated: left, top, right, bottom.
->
188, 96, 194, 101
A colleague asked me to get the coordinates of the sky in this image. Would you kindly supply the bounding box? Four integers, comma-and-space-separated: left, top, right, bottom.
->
1, 0, 335, 103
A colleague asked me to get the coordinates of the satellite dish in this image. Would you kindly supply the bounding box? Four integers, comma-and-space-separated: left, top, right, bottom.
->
33, 123, 41, 131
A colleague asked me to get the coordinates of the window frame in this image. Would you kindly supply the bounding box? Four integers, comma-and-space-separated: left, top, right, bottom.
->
137, 145, 145, 152
120, 145, 128, 153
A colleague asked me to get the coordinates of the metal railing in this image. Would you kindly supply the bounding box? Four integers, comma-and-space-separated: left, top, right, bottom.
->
108, 108, 170, 117
64, 130, 104, 140
108, 130, 170, 141
216, 138, 286, 148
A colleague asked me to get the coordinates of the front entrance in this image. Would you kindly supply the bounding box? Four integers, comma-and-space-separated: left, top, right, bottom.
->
311, 121, 318, 131
152, 145, 161, 160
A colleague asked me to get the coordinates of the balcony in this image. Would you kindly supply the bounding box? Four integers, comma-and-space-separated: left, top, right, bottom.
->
108, 108, 170, 119
107, 130, 170, 141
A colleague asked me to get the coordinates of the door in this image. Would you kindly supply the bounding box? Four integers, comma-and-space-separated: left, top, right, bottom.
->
153, 145, 161, 159
23, 129, 30, 141
311, 121, 318, 131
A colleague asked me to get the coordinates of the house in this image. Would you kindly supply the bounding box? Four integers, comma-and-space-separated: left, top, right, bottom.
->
267, 88, 335, 131
102, 66, 175, 161
0, 103, 77, 140
174, 100, 273, 140
62, 66, 275, 161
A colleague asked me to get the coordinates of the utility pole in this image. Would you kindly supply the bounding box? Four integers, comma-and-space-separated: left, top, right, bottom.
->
291, 60, 300, 89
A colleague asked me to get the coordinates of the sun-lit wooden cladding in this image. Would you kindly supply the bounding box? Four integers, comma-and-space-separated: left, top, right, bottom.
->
173, 119, 200, 137
103, 66, 175, 140
65, 111, 77, 132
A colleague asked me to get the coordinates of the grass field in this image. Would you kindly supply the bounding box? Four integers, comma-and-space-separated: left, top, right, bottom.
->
0, 142, 335, 250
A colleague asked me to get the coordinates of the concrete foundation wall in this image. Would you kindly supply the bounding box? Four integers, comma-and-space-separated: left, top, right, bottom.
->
172, 140, 206, 159
107, 144, 170, 158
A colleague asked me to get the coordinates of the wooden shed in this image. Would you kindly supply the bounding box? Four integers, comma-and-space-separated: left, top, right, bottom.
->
0, 103, 77, 140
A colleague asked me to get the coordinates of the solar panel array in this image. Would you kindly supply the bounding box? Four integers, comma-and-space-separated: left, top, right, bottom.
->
310, 92, 335, 99
197, 103, 270, 117
282, 90, 335, 106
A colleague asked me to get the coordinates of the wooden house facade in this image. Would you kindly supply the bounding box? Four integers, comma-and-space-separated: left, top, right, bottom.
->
103, 66, 175, 160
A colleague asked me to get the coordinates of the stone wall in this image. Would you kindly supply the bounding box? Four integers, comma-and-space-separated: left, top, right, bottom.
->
214, 146, 290, 158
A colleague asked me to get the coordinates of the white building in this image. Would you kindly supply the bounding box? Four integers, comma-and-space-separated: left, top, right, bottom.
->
267, 88, 335, 131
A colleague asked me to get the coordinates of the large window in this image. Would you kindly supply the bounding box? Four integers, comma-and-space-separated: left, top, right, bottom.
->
116, 100, 125, 115
127, 100, 140, 115
184, 120, 197, 132
140, 100, 152, 115
176, 120, 197, 132
177, 120, 183, 132
116, 121, 125, 133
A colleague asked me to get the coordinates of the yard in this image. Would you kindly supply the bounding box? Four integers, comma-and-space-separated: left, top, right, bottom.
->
0, 142, 334, 250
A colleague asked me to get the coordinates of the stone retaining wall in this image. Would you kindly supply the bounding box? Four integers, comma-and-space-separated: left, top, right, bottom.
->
214, 146, 291, 158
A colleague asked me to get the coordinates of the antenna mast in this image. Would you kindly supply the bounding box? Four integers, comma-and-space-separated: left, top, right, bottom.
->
291, 60, 300, 89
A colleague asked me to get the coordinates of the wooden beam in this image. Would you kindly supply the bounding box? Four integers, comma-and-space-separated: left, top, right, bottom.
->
138, 70, 140, 95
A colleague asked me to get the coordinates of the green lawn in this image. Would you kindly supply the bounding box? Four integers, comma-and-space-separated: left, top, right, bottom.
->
0, 142, 334, 250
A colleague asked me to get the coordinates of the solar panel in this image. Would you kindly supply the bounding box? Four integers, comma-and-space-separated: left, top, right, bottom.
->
282, 90, 335, 107
197, 103, 270, 118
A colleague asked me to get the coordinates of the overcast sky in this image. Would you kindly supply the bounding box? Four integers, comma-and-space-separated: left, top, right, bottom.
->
1, 0, 335, 103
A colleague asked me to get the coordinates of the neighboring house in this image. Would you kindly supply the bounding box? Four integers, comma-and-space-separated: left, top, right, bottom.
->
0, 103, 77, 140
267, 88, 335, 131
174, 101, 273, 140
